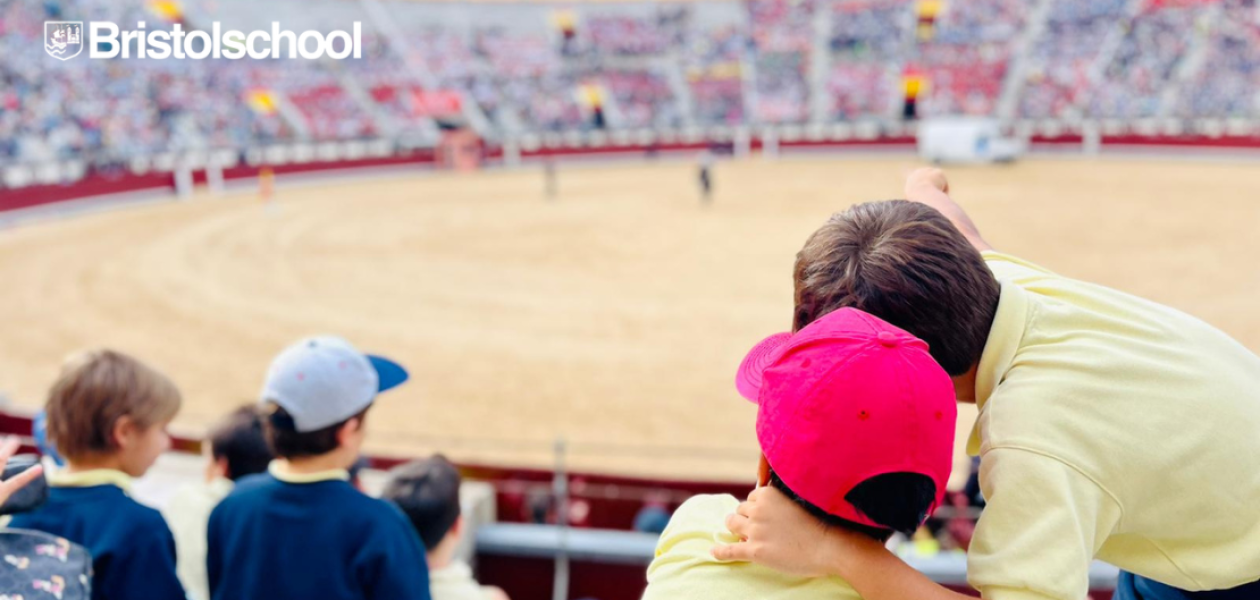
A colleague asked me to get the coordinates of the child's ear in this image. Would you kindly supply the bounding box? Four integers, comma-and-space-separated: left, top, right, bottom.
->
756, 454, 771, 488
214, 457, 231, 479
112, 415, 138, 450
336, 417, 363, 446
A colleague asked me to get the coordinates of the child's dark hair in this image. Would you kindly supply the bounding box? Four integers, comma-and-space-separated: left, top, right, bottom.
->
381, 455, 462, 550
208, 406, 274, 481
794, 200, 1000, 376
769, 470, 936, 539
261, 404, 368, 459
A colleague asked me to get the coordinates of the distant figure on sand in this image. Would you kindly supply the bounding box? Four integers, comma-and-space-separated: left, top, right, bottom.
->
698, 151, 714, 206
545, 160, 557, 201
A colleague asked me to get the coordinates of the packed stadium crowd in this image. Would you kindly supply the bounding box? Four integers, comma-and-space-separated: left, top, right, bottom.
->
2, 0, 1258, 163
1174, 0, 1260, 117
683, 25, 747, 125
1090, 3, 1200, 118
827, 0, 904, 119
1017, 0, 1130, 119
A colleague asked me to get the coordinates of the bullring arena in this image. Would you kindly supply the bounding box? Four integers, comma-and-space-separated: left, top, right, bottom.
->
3, 155, 1257, 483
10, 0, 1260, 596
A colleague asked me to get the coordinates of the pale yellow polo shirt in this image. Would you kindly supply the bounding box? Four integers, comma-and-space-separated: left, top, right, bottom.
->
47, 468, 135, 491
429, 561, 501, 600
267, 460, 350, 483
644, 494, 861, 600
163, 477, 235, 600
968, 252, 1260, 600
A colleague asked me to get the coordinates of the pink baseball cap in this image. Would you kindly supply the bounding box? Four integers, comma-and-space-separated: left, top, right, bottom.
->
736, 307, 956, 529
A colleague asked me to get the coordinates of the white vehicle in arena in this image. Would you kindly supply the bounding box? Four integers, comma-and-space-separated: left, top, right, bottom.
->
918, 118, 1023, 164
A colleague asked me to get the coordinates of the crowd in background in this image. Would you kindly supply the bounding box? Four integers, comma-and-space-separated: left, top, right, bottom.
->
747, 0, 815, 123
1018, 0, 1131, 119
683, 25, 747, 125
1089, 4, 1201, 118
2, 0, 1258, 164
916, 0, 1027, 117
827, 0, 905, 119
1174, 0, 1260, 118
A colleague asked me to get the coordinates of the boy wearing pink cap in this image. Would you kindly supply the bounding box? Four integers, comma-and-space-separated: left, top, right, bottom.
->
643, 307, 957, 599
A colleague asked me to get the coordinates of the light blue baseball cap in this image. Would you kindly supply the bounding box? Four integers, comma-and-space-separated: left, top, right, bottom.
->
260, 336, 408, 432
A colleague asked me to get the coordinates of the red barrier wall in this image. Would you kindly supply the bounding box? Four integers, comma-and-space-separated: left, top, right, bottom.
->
0, 151, 438, 215
6, 135, 1257, 217
0, 171, 176, 212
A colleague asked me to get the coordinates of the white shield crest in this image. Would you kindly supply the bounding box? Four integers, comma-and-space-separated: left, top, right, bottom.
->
45, 21, 85, 61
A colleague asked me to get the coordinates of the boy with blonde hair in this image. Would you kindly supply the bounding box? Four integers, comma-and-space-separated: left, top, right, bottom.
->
10, 349, 185, 600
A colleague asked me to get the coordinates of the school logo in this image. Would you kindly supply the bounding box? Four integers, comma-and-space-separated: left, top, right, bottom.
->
45, 21, 84, 60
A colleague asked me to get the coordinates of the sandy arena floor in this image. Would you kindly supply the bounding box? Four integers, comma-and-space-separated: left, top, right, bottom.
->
1, 156, 1257, 482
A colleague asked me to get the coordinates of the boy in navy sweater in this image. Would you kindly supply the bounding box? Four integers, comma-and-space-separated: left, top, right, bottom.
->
10, 349, 186, 600
207, 336, 432, 600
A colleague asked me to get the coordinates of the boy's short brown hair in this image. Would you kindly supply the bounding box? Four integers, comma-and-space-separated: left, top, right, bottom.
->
381, 455, 462, 550
794, 200, 1000, 375
261, 403, 368, 459
46, 349, 182, 460
208, 406, 274, 481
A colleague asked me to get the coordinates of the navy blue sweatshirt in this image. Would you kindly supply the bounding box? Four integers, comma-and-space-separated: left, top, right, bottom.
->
207, 471, 432, 600
9, 481, 185, 600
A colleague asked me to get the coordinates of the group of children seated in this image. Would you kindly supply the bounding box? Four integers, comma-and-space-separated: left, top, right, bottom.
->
11, 337, 507, 600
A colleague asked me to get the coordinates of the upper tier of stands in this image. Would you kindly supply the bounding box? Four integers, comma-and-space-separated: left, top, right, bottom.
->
2, 0, 1257, 164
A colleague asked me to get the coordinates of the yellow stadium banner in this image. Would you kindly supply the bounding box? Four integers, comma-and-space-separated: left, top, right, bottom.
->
550, 9, 577, 33
903, 73, 926, 99
916, 0, 943, 42
917, 0, 943, 18
147, 0, 184, 22
577, 82, 604, 109
245, 90, 278, 116
705, 62, 742, 80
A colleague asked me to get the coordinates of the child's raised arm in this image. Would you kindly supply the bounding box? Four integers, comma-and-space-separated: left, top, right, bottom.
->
904, 168, 993, 253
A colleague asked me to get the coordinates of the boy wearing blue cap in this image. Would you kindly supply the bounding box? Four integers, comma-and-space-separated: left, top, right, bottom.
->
206, 336, 431, 600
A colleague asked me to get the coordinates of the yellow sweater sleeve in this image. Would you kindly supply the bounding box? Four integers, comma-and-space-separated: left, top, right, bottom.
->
968, 448, 1123, 600
981, 251, 1058, 286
